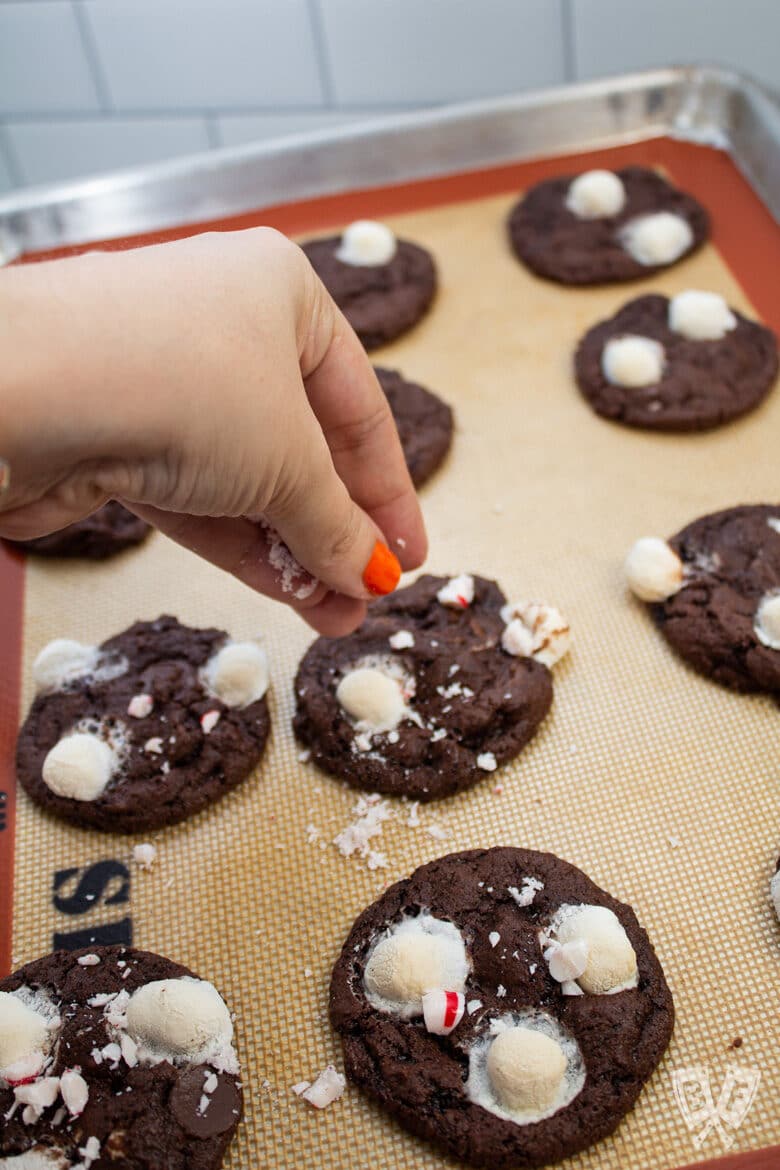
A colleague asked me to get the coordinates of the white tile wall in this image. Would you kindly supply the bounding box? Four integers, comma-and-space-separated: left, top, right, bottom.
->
318, 0, 566, 104
5, 116, 212, 186
571, 0, 780, 90
0, 2, 100, 115
0, 0, 777, 193
82, 0, 324, 109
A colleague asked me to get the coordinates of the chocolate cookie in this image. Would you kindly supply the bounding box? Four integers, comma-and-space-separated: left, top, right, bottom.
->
624, 505, 780, 692
0, 945, 242, 1169
293, 574, 570, 801
330, 847, 673, 1169
300, 220, 437, 349
16, 615, 271, 832
7, 502, 150, 560
575, 292, 778, 431
377, 366, 454, 486
508, 166, 709, 285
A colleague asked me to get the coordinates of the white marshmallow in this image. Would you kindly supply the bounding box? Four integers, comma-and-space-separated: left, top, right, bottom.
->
125, 978, 233, 1061
486, 1027, 567, 1113
437, 574, 475, 609
0, 1151, 70, 1169
59, 1068, 89, 1116
620, 211, 694, 266
770, 869, 780, 923
336, 668, 405, 733
421, 989, 465, 1036
336, 220, 397, 267
32, 640, 97, 692
624, 537, 684, 602
301, 1065, 346, 1108
565, 170, 626, 219
363, 916, 469, 1018
0, 993, 50, 1071
202, 641, 269, 708
754, 592, 780, 651
41, 733, 116, 802
602, 335, 665, 388
668, 290, 737, 341
500, 602, 571, 668
552, 904, 638, 994
466, 1013, 584, 1124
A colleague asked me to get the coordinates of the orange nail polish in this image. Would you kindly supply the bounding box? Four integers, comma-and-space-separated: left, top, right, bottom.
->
363, 540, 401, 596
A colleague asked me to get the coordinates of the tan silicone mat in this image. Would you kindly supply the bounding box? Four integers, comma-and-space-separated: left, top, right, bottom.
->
7, 142, 780, 1169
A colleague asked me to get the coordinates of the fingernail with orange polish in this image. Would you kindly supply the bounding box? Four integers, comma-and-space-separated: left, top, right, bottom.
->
363, 540, 401, 596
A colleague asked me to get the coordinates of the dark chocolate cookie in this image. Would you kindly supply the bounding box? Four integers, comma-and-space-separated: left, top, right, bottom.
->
294, 574, 570, 801
626, 505, 780, 692
300, 230, 437, 349
377, 366, 454, 487
16, 615, 271, 832
330, 847, 673, 1169
575, 293, 778, 431
508, 166, 709, 285
0, 945, 242, 1169
7, 502, 150, 560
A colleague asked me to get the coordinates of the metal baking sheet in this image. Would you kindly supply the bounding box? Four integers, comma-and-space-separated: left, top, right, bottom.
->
0, 64, 777, 262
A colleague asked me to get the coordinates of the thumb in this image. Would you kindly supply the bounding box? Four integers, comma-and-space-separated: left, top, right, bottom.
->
264, 404, 402, 600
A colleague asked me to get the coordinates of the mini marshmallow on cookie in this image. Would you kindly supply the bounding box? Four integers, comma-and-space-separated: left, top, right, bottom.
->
753, 592, 780, 650
0, 991, 55, 1078
201, 640, 269, 708
545, 904, 638, 995
41, 732, 119, 802
620, 211, 694, 267
668, 290, 737, 341
32, 639, 98, 692
363, 916, 469, 1019
336, 220, 398, 267
500, 601, 571, 668
624, 537, 684, 602
125, 978, 235, 1069
565, 170, 626, 219
602, 336, 665, 388
0, 1151, 71, 1169
466, 1013, 585, 1124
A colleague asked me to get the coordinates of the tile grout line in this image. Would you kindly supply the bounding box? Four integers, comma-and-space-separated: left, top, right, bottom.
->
561, 0, 577, 83
0, 122, 23, 188
306, 0, 336, 108
71, 0, 114, 113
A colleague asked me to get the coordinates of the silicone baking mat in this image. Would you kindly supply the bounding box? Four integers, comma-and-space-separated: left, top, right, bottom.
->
2, 138, 780, 1170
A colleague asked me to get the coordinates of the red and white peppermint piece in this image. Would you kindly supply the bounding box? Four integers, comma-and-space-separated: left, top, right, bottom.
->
1, 1050, 45, 1085
421, 989, 465, 1036
60, 1067, 89, 1116
127, 694, 154, 719
200, 710, 221, 734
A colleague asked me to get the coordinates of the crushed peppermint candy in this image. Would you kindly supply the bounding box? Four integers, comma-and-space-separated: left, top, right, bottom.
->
259, 519, 318, 601
426, 823, 450, 841
60, 1068, 89, 1116
77, 954, 101, 966
300, 1065, 346, 1109
477, 752, 497, 772
407, 802, 420, 827
544, 939, 589, 983
430, 727, 447, 742
132, 842, 156, 870
291, 1081, 311, 1096
488, 931, 501, 948
127, 694, 154, 719
466, 998, 483, 1015
200, 710, 221, 734
436, 574, 475, 609
143, 737, 164, 755
389, 630, 415, 650
496, 984, 506, 998
297, 748, 312, 763
13, 1076, 60, 1121
333, 794, 391, 866
508, 877, 544, 907
75, 1136, 101, 1170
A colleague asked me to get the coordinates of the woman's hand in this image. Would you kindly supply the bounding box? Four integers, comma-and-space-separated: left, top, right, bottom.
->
0, 227, 427, 634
